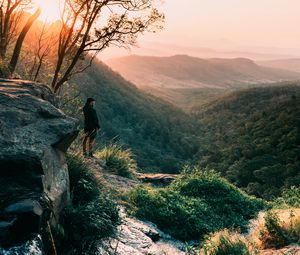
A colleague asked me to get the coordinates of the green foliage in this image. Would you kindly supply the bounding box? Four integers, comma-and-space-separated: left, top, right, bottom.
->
259, 211, 298, 249
196, 86, 300, 199
171, 167, 267, 230
95, 143, 138, 178
274, 186, 300, 208
203, 230, 255, 255
63, 195, 119, 243
129, 167, 266, 240
61, 153, 120, 253
67, 153, 100, 205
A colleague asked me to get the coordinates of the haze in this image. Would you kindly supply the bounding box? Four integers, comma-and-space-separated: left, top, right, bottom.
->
102, 0, 300, 60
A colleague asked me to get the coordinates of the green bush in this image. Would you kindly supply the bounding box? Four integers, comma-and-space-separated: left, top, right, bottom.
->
203, 230, 255, 255
129, 186, 213, 240
274, 186, 300, 208
60, 153, 120, 253
171, 168, 266, 231
129, 167, 266, 240
95, 143, 138, 178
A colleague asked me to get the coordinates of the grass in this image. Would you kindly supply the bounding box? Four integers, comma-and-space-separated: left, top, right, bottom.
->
202, 230, 257, 255
95, 143, 138, 178
58, 153, 120, 254
249, 208, 300, 249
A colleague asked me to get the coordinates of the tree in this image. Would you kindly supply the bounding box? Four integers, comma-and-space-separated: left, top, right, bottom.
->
0, 0, 40, 76
51, 0, 164, 93
9, 8, 40, 74
28, 22, 55, 81
0, 0, 31, 58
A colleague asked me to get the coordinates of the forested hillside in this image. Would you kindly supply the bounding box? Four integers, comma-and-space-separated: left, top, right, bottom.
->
195, 85, 300, 198
69, 60, 299, 199
70, 59, 205, 172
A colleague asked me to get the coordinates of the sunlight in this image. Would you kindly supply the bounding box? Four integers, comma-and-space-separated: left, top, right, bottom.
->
32, 0, 61, 23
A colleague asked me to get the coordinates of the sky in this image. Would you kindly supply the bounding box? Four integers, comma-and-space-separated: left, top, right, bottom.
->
32, 0, 300, 60
101, 0, 300, 60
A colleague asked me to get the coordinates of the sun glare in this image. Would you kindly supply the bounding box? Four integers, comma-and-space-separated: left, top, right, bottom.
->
32, 0, 61, 23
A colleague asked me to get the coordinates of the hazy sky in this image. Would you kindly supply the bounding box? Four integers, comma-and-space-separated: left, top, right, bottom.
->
102, 0, 300, 59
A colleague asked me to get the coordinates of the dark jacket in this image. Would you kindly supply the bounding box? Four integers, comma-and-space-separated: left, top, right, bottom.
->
83, 104, 100, 132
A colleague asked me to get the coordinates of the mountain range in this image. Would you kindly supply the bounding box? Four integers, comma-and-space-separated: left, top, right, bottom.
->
106, 55, 300, 89
106, 55, 300, 110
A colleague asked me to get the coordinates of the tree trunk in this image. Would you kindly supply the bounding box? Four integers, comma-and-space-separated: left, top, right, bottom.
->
9, 8, 41, 75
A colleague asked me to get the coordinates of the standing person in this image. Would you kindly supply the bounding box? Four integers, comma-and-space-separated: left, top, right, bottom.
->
82, 98, 100, 157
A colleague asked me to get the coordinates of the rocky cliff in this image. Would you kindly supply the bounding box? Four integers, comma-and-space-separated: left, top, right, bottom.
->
0, 79, 78, 251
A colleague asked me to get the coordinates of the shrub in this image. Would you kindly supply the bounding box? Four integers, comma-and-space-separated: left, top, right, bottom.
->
129, 186, 213, 240
129, 167, 266, 240
95, 143, 138, 178
202, 230, 257, 255
274, 186, 300, 208
170, 168, 266, 231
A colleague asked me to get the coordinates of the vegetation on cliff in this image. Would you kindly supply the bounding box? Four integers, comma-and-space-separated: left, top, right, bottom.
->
128, 167, 266, 241
58, 154, 120, 254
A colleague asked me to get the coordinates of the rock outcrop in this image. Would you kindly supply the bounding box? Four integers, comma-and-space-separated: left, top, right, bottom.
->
98, 208, 187, 255
0, 79, 78, 249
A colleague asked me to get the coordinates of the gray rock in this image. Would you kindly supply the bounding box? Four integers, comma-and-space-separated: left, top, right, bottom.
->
2, 200, 43, 247
0, 79, 79, 248
97, 207, 186, 255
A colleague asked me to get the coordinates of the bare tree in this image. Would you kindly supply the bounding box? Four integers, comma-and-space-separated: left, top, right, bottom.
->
51, 0, 164, 93
0, 0, 32, 58
28, 22, 55, 81
0, 0, 42, 77
9, 8, 40, 74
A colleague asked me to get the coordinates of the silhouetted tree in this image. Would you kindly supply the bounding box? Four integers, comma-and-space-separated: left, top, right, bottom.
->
51, 0, 164, 93
0, 0, 40, 76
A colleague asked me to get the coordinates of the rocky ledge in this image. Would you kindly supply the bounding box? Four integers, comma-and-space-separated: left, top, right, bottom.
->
98, 207, 187, 255
0, 79, 78, 250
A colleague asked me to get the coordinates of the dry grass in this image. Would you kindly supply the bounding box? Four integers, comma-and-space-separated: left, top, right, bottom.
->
249, 208, 300, 249
200, 229, 258, 255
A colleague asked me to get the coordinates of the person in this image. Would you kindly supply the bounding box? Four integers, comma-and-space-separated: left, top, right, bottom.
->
82, 98, 100, 157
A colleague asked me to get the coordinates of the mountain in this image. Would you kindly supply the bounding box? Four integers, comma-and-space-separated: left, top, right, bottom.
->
106, 55, 300, 89
258, 58, 300, 73
106, 55, 300, 110
195, 85, 300, 198
69, 59, 205, 173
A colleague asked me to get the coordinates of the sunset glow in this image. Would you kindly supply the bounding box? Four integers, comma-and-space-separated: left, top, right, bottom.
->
32, 0, 61, 23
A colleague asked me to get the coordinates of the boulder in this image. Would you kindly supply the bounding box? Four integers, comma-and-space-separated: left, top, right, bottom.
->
0, 79, 79, 248
2, 199, 43, 246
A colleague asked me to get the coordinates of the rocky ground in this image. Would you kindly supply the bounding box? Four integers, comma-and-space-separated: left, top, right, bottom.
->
98, 207, 187, 255
87, 159, 189, 255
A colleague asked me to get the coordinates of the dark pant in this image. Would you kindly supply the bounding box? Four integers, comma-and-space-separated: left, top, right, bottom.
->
83, 129, 97, 154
